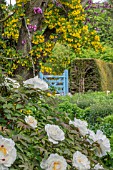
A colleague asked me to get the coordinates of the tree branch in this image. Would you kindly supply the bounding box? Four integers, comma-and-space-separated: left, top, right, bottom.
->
81, 0, 89, 7
0, 11, 16, 23
24, 17, 36, 77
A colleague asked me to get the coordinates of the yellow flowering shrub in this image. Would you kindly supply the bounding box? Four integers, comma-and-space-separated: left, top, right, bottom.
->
0, 0, 103, 76
2, 16, 19, 41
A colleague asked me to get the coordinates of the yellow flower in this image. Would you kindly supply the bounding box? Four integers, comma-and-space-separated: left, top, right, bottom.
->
91, 31, 96, 35
50, 35, 54, 39
47, 93, 52, 97
29, 50, 33, 56
94, 35, 100, 41
83, 25, 88, 32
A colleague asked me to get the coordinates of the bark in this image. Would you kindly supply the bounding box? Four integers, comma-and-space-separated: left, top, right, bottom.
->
17, 1, 47, 52
15, 0, 50, 79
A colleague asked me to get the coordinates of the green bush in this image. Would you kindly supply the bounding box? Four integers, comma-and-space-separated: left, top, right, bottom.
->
53, 93, 113, 169
78, 44, 113, 63
70, 58, 113, 93
83, 103, 113, 126
0, 75, 110, 170
76, 97, 95, 109
57, 101, 83, 119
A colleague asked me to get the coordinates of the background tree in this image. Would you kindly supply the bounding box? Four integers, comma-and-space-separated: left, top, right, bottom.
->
0, 0, 102, 79
84, 0, 113, 46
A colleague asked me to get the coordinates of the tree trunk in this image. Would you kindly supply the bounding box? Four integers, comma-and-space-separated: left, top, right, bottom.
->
15, 0, 50, 79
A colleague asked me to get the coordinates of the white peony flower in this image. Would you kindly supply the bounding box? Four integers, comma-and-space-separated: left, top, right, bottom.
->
72, 151, 90, 170
87, 129, 96, 144
0, 77, 20, 89
89, 130, 111, 157
69, 118, 88, 136
94, 163, 104, 170
0, 136, 17, 167
45, 124, 65, 144
23, 76, 48, 90
25, 115, 37, 129
40, 153, 67, 170
0, 165, 9, 170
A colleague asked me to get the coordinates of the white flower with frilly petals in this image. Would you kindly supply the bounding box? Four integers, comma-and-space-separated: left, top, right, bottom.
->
69, 118, 88, 136
25, 115, 37, 129
0, 77, 20, 89
45, 124, 65, 144
0, 76, 48, 91
94, 163, 104, 170
72, 151, 90, 170
0, 165, 9, 170
0, 136, 17, 167
88, 130, 111, 157
40, 153, 67, 170
87, 129, 96, 144
23, 76, 48, 90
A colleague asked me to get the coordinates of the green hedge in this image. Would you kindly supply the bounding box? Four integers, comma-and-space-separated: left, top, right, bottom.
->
70, 59, 113, 94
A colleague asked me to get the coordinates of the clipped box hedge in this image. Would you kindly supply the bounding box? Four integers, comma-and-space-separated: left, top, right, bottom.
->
70, 59, 113, 94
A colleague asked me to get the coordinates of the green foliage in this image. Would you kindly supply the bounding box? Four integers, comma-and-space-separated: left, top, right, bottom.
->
0, 0, 104, 77
0, 78, 49, 169
0, 75, 108, 169
41, 42, 113, 76
76, 96, 95, 109
85, 1, 113, 46
54, 91, 113, 127
100, 45, 113, 62
79, 44, 113, 63
53, 92, 113, 169
57, 101, 83, 120
42, 43, 75, 74
83, 103, 113, 126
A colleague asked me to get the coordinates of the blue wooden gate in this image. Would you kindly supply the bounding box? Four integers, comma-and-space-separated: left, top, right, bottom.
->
39, 70, 69, 95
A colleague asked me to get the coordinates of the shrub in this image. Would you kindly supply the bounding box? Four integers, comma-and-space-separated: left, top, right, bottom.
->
0, 76, 110, 170
76, 97, 95, 109
77, 44, 113, 63
52, 92, 113, 169
83, 102, 113, 126
70, 58, 113, 93
57, 101, 83, 119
